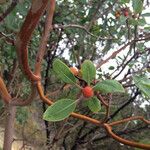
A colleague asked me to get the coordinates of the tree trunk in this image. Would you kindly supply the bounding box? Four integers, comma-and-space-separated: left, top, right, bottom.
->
3, 104, 16, 150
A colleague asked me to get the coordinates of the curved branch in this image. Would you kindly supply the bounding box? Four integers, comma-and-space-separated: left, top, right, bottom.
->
53, 24, 115, 40
96, 41, 133, 69
92, 125, 149, 142
96, 36, 150, 70
0, 32, 14, 45
15, 0, 49, 81
37, 81, 53, 105
35, 0, 56, 76
104, 123, 150, 150
97, 94, 108, 107
10, 84, 36, 106
0, 76, 11, 104
108, 116, 150, 126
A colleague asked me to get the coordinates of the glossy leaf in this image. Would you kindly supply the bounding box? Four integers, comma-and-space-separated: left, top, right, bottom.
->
133, 75, 150, 98
86, 97, 101, 113
81, 60, 96, 85
132, 0, 143, 14
43, 99, 76, 122
53, 59, 76, 84
94, 80, 125, 93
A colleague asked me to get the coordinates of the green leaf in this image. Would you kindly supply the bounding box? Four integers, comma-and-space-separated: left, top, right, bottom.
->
53, 59, 76, 84
120, 0, 130, 3
144, 26, 150, 31
81, 0, 86, 4
16, 107, 28, 125
128, 18, 138, 26
132, 0, 143, 14
133, 75, 150, 98
81, 60, 96, 85
5, 13, 16, 30
138, 18, 146, 26
86, 97, 101, 112
109, 66, 115, 70
128, 18, 146, 26
43, 99, 76, 122
137, 43, 145, 52
141, 13, 150, 17
94, 80, 125, 93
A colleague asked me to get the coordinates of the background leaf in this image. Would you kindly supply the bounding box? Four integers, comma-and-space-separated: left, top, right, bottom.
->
81, 60, 96, 85
141, 13, 150, 17
120, 0, 130, 3
43, 99, 76, 122
132, 0, 143, 14
133, 75, 150, 98
86, 97, 101, 113
53, 59, 76, 84
94, 80, 125, 93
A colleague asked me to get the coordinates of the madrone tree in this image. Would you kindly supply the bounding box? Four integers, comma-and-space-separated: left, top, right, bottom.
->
0, 0, 150, 149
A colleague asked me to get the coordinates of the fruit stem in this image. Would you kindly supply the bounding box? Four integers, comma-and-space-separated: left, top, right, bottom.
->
75, 83, 82, 89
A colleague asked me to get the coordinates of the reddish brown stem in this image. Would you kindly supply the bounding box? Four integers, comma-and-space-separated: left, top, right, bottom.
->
96, 41, 132, 69
10, 84, 36, 106
108, 116, 150, 126
97, 94, 109, 122
0, 32, 14, 45
97, 94, 108, 107
104, 123, 150, 150
15, 0, 49, 81
35, 0, 56, 76
0, 76, 11, 104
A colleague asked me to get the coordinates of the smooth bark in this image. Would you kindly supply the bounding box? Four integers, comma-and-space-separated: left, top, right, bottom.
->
3, 104, 16, 150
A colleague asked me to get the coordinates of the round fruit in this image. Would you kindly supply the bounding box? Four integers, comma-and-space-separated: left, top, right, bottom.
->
115, 11, 120, 19
82, 86, 94, 98
70, 67, 79, 76
124, 11, 129, 17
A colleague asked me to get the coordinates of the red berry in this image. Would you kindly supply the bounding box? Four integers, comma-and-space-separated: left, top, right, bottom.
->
124, 11, 129, 17
82, 86, 94, 98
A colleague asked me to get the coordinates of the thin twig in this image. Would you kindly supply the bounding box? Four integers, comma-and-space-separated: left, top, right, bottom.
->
0, 0, 18, 23
96, 41, 133, 69
0, 32, 14, 45
108, 89, 140, 121
10, 84, 36, 106
53, 24, 115, 40
96, 35, 150, 70
35, 0, 56, 76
